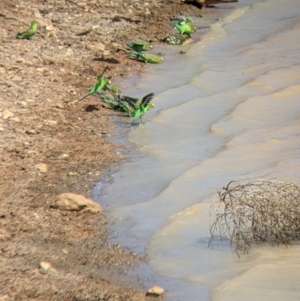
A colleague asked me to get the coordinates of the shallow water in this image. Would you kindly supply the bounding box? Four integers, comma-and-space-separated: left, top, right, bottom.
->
94, 0, 300, 299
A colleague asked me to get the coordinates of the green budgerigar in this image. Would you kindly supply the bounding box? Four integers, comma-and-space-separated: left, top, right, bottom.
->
78, 75, 111, 102
16, 20, 38, 40
164, 34, 191, 45
171, 16, 196, 37
106, 83, 121, 94
99, 92, 135, 117
128, 52, 163, 64
78, 66, 113, 102
127, 40, 153, 52
130, 93, 155, 124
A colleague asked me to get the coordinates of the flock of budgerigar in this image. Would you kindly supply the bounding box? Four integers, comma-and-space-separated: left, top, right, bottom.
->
16, 16, 197, 124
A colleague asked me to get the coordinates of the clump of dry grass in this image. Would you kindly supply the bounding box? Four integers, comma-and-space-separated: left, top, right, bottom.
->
209, 179, 300, 254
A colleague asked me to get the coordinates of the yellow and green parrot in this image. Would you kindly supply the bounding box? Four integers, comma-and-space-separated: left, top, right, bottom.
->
171, 16, 196, 37
16, 20, 38, 40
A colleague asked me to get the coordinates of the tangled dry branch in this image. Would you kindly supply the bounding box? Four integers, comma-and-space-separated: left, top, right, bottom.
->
209, 179, 300, 254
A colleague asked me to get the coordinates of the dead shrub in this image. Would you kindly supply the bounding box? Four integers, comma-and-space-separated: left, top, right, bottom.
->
209, 179, 300, 254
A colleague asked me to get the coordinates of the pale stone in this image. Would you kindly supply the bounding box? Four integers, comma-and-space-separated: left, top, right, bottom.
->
20, 101, 28, 107
16, 58, 25, 63
51, 193, 102, 213
44, 119, 58, 126
12, 75, 22, 82
37, 67, 48, 72
26, 129, 36, 135
146, 286, 164, 296
10, 117, 21, 123
58, 153, 69, 159
35, 163, 48, 173
46, 25, 56, 32
88, 42, 105, 53
56, 103, 65, 109
39, 261, 56, 272
111, 14, 121, 22
62, 248, 69, 254
0, 294, 10, 301
2, 109, 14, 120
66, 48, 74, 57
93, 42, 105, 51
111, 42, 127, 51
68, 172, 78, 177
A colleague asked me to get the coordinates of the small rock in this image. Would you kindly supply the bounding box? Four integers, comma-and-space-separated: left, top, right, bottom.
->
111, 42, 127, 52
146, 286, 164, 297
56, 103, 65, 109
93, 42, 105, 51
70, 25, 88, 34
0, 294, 10, 301
39, 261, 56, 272
51, 193, 102, 213
66, 48, 74, 57
111, 13, 122, 22
26, 129, 36, 135
62, 248, 69, 254
33, 9, 42, 19
10, 117, 21, 123
12, 75, 23, 82
46, 25, 56, 32
68, 172, 78, 177
44, 119, 58, 126
35, 163, 48, 173
16, 58, 25, 63
20, 101, 28, 107
58, 153, 69, 159
2, 109, 14, 120
37, 67, 48, 73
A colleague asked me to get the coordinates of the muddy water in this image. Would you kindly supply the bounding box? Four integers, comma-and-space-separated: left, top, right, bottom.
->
94, 0, 300, 300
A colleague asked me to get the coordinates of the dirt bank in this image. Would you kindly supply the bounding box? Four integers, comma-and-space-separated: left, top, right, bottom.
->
1, 0, 208, 300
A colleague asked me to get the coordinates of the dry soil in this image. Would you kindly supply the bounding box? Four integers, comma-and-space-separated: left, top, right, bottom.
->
1, 1, 206, 300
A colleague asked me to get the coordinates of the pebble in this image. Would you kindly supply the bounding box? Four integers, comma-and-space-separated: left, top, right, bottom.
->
25, 129, 36, 135
66, 48, 74, 57
35, 163, 48, 173
111, 14, 122, 22
10, 117, 21, 123
51, 193, 102, 213
2, 109, 14, 120
146, 286, 164, 296
59, 153, 70, 159
37, 68, 48, 73
39, 261, 56, 272
44, 119, 58, 126
93, 42, 106, 51
56, 103, 65, 109
68, 172, 78, 177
